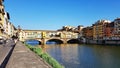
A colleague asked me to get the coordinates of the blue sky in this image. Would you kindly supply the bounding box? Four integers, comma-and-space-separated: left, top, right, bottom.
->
4, 0, 120, 30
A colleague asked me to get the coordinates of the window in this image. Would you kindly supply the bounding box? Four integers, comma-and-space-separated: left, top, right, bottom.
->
0, 17, 1, 20
0, 9, 2, 13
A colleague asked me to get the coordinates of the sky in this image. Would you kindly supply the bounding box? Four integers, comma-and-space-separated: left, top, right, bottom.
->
4, 0, 120, 30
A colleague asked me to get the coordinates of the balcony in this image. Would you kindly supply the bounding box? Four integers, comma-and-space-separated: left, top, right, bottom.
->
0, 23, 3, 29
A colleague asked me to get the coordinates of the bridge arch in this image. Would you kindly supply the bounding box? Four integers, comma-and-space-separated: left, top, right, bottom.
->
46, 39, 64, 44
67, 39, 80, 44
25, 39, 42, 45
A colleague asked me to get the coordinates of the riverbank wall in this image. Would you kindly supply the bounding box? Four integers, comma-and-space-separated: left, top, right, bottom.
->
85, 40, 120, 45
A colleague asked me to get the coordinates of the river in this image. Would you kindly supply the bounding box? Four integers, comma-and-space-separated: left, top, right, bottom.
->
26, 41, 120, 68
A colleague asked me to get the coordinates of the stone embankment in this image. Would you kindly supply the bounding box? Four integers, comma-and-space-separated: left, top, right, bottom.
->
6, 41, 52, 68
86, 40, 120, 45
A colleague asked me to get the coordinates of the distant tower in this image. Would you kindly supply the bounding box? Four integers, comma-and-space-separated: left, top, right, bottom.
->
77, 25, 84, 32
18, 25, 20, 29
18, 25, 21, 31
16, 25, 21, 37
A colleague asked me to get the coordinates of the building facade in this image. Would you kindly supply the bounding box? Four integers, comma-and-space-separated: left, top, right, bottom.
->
0, 0, 5, 38
82, 26, 93, 39
0, 0, 17, 40
93, 20, 111, 40
112, 18, 120, 40
77, 25, 84, 38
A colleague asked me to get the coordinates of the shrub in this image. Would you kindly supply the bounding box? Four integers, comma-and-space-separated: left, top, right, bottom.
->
25, 43, 64, 68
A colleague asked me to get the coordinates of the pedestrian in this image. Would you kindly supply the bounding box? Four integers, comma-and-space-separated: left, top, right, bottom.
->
3, 39, 6, 47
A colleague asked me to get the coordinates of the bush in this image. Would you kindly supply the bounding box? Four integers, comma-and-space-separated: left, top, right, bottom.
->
25, 43, 64, 68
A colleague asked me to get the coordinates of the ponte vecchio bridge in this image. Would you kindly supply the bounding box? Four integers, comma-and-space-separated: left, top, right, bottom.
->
19, 30, 79, 45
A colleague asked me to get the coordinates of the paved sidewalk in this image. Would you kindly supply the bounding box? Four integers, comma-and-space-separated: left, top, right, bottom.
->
0, 45, 12, 67
0, 39, 15, 68
6, 41, 52, 68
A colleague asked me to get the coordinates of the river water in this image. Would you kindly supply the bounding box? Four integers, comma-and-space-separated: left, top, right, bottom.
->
26, 41, 120, 68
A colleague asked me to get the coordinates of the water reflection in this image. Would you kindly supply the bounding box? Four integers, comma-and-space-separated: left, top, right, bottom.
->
43, 44, 79, 68
44, 44, 120, 68
25, 40, 39, 46
26, 40, 120, 68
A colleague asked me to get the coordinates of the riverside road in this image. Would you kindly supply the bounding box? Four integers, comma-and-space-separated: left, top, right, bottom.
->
0, 40, 52, 68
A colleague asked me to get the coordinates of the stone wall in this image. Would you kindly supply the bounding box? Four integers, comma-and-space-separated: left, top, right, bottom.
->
85, 40, 120, 45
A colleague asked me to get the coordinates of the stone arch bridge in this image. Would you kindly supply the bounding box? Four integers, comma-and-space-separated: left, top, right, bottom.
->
19, 30, 79, 44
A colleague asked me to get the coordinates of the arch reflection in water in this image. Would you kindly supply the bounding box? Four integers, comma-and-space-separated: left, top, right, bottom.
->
25, 40, 41, 45
46, 39, 63, 44
67, 39, 79, 44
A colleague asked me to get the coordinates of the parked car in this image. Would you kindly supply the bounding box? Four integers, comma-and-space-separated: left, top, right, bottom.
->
0, 38, 6, 44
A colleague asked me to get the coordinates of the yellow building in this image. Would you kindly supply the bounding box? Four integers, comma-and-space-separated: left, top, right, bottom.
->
93, 20, 110, 40
0, 0, 5, 38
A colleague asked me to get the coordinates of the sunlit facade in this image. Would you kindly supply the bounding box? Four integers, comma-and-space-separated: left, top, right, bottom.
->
0, 0, 17, 39
112, 18, 120, 40
93, 20, 111, 40
0, 0, 5, 38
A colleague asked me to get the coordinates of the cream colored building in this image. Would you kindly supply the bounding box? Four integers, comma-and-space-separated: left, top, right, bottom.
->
114, 18, 120, 34
19, 30, 25, 41
112, 18, 120, 40
8, 22, 16, 37
3, 11, 10, 38
0, 0, 5, 39
0, 0, 16, 39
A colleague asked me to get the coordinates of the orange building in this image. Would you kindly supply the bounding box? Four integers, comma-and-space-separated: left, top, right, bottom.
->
104, 22, 114, 40
82, 26, 93, 39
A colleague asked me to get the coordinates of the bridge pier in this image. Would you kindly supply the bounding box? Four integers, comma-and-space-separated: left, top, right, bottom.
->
63, 39, 67, 44
41, 38, 46, 45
